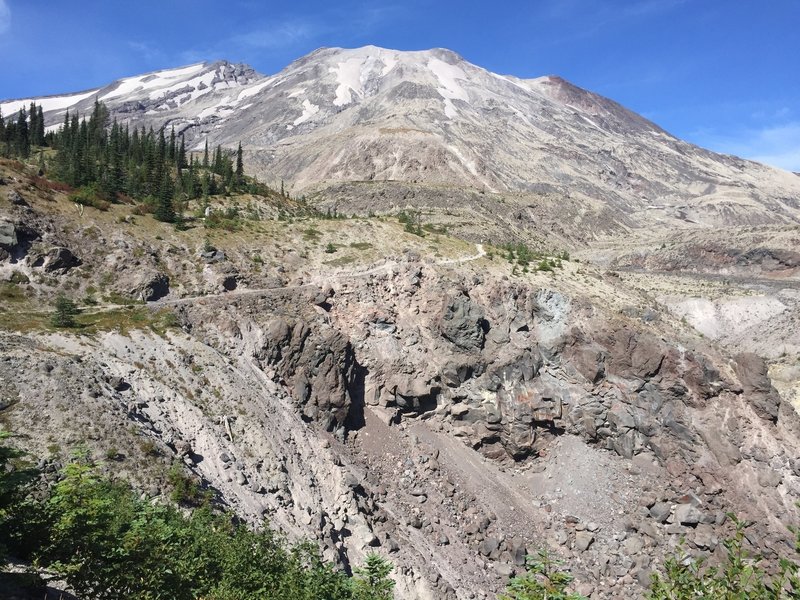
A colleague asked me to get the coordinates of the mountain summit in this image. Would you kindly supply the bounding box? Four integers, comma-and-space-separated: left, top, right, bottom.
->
4, 46, 800, 234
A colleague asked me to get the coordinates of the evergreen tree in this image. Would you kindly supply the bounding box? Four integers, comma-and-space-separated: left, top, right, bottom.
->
177, 136, 186, 170
16, 107, 30, 158
168, 126, 176, 162
202, 139, 209, 167
213, 145, 223, 174
235, 142, 244, 177
154, 170, 176, 223
352, 553, 395, 600
36, 105, 45, 146
0, 110, 5, 156
50, 295, 79, 328
28, 103, 40, 147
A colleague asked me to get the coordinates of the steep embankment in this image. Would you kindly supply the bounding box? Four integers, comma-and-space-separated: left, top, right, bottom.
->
2, 163, 800, 599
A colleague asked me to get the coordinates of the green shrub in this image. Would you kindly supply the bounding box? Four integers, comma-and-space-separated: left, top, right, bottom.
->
501, 549, 586, 600
352, 553, 395, 600
68, 185, 110, 211
648, 516, 799, 599
50, 294, 79, 328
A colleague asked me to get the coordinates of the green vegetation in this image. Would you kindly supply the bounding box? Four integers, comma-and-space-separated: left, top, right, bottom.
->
0, 434, 396, 599
352, 553, 395, 600
398, 210, 425, 237
501, 550, 586, 600
647, 516, 799, 599
2, 100, 277, 225
502, 242, 566, 273
49, 294, 79, 328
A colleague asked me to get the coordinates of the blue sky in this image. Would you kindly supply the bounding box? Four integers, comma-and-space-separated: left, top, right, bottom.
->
1, 0, 798, 170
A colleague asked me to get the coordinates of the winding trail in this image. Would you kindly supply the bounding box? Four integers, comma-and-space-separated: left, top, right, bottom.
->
70, 243, 487, 313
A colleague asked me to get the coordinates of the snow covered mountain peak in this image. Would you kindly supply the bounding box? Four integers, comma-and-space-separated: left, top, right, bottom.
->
3, 45, 800, 231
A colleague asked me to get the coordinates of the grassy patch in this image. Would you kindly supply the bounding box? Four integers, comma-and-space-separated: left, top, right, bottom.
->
323, 255, 356, 267
303, 227, 322, 241
349, 241, 373, 250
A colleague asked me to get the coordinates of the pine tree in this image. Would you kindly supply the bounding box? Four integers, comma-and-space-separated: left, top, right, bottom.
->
177, 136, 186, 170
28, 102, 40, 147
202, 139, 209, 168
352, 553, 395, 600
16, 107, 30, 158
154, 170, 175, 223
50, 295, 79, 328
36, 105, 45, 146
235, 142, 244, 176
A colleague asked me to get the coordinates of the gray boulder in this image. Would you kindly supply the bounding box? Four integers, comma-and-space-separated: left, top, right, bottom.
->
439, 294, 488, 351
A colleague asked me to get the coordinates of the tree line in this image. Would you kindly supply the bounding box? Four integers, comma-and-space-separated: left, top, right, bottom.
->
1, 99, 257, 223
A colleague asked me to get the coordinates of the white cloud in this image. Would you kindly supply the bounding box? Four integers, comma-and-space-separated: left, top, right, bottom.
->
0, 0, 10, 35
232, 20, 318, 51
695, 122, 800, 172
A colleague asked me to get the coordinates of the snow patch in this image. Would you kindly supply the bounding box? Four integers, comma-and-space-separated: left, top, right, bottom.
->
428, 58, 469, 118
0, 89, 101, 117
100, 63, 205, 101
236, 77, 275, 103
333, 58, 365, 106
293, 99, 319, 126
288, 87, 306, 98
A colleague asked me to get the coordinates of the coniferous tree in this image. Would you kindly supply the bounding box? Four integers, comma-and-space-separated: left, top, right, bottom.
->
16, 107, 30, 158
202, 139, 209, 167
28, 103, 39, 147
36, 105, 45, 146
177, 136, 186, 170
154, 170, 176, 223
236, 142, 244, 183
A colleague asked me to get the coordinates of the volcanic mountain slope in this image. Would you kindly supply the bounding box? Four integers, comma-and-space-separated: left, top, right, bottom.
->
4, 46, 800, 239
2, 158, 800, 600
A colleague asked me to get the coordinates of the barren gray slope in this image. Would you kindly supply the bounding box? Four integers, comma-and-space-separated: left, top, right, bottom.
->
4, 46, 800, 231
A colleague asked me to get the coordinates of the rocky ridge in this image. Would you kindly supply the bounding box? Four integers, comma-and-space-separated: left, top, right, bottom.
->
4, 46, 800, 242
2, 165, 800, 599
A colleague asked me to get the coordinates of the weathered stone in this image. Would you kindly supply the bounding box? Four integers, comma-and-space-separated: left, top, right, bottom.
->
757, 467, 782, 488
479, 536, 500, 556
649, 502, 672, 523
131, 271, 170, 301
0, 220, 17, 249
43, 246, 81, 272
575, 531, 594, 552
439, 294, 488, 351
671, 503, 703, 526
733, 353, 781, 422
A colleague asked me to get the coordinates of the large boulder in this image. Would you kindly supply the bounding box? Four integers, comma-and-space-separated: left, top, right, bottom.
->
733, 353, 781, 422
256, 317, 357, 430
130, 271, 170, 301
42, 246, 81, 272
0, 220, 18, 249
439, 294, 488, 351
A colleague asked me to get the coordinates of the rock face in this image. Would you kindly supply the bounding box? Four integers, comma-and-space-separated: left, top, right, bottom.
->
254, 316, 358, 431
130, 271, 170, 302
439, 294, 488, 351
5, 46, 800, 239
733, 352, 781, 422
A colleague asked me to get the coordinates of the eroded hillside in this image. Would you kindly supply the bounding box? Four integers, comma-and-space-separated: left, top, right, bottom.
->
2, 159, 800, 600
